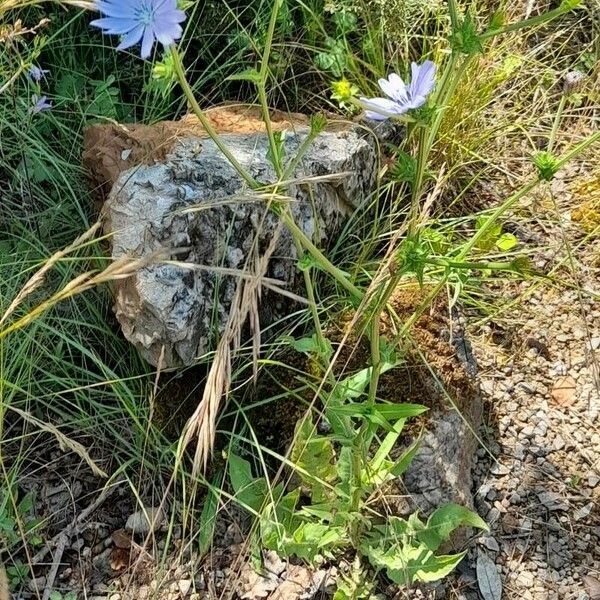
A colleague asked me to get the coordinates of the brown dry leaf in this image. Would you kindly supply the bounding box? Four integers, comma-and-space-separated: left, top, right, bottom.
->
239, 563, 278, 599
551, 376, 577, 406
110, 547, 131, 571
583, 575, 600, 600
111, 529, 132, 549
270, 565, 313, 600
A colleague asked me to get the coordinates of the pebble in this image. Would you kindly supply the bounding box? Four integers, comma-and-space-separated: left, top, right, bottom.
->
125, 507, 165, 536
490, 463, 511, 476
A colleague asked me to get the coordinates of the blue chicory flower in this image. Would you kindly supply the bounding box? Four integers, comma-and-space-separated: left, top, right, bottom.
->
360, 60, 437, 121
90, 0, 186, 60
30, 94, 52, 114
28, 65, 50, 82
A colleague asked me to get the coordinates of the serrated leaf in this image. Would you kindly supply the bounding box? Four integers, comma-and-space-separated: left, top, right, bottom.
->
290, 418, 337, 503
477, 550, 502, 600
418, 504, 488, 551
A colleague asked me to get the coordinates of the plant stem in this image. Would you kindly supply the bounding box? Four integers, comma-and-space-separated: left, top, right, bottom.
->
170, 47, 259, 189
170, 45, 363, 302
280, 211, 363, 300
480, 4, 575, 40
257, 0, 284, 176
447, 0, 460, 32
548, 94, 567, 154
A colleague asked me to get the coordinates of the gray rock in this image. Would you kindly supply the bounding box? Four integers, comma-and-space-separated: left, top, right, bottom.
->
102, 129, 376, 367
537, 491, 568, 511
403, 317, 482, 516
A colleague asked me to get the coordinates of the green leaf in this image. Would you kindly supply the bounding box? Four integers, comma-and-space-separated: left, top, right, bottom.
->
228, 452, 268, 514
475, 216, 503, 251
390, 437, 421, 477
495, 232, 518, 251
450, 12, 484, 55
290, 418, 337, 503
418, 504, 488, 551
310, 113, 328, 135
390, 151, 418, 183
266, 130, 287, 167
226, 68, 262, 84
559, 0, 581, 9
198, 470, 224, 556
532, 151, 559, 181
329, 402, 427, 420
412, 550, 468, 583
487, 10, 506, 31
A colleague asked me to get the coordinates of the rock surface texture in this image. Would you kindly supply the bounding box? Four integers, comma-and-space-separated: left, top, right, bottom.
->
96, 121, 376, 367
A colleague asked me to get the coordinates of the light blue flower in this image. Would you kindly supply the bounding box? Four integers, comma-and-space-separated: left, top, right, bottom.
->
91, 0, 186, 60
30, 94, 52, 114
361, 60, 437, 121
28, 65, 50, 82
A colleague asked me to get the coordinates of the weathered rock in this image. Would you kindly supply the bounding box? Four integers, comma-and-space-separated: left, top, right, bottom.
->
401, 308, 482, 516
97, 123, 376, 367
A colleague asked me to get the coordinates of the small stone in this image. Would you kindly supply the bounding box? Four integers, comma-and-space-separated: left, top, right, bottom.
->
490, 463, 511, 476
573, 503, 593, 521
479, 535, 500, 552
517, 571, 535, 588
538, 491, 568, 511
518, 382, 536, 395
28, 576, 46, 593
125, 507, 164, 535
178, 580, 192, 596
591, 336, 600, 350
588, 474, 600, 487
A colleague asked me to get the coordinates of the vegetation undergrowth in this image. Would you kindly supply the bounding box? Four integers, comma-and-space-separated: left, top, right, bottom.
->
0, 0, 598, 598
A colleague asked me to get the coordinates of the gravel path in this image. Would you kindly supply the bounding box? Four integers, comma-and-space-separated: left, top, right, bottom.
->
464, 168, 600, 600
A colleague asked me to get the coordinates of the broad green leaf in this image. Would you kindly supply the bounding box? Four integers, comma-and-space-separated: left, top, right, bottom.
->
290, 418, 337, 503
228, 453, 268, 514
495, 232, 518, 251
418, 504, 489, 551
412, 550, 468, 583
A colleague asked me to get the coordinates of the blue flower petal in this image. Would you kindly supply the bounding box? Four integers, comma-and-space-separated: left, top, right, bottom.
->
409, 60, 436, 102
91, 0, 187, 59
116, 23, 145, 50
360, 97, 408, 121
90, 17, 139, 34
140, 26, 155, 59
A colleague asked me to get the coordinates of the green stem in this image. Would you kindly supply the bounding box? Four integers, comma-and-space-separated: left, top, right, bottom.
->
548, 94, 567, 154
480, 4, 574, 40
408, 125, 429, 236
257, 0, 284, 176
447, 0, 460, 32
171, 45, 363, 302
280, 211, 364, 300
459, 129, 600, 261
170, 47, 258, 189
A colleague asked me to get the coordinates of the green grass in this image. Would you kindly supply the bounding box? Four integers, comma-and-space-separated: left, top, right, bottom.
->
0, 0, 598, 597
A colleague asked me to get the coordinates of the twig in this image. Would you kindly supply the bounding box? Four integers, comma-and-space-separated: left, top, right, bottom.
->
32, 484, 120, 564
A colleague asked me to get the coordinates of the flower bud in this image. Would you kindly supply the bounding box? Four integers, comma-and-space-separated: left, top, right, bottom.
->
563, 70, 585, 94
